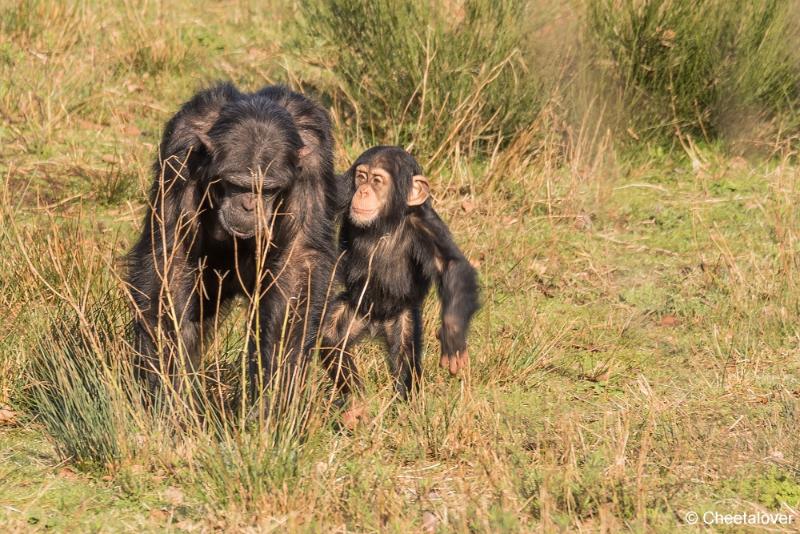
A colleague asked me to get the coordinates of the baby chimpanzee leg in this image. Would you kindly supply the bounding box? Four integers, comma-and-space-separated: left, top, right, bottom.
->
383, 307, 423, 400
319, 299, 367, 399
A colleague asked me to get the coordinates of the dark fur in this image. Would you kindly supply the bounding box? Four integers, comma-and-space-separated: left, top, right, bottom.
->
127, 82, 337, 404
320, 146, 479, 399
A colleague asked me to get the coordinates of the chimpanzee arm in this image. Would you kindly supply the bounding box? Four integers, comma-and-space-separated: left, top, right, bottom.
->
411, 207, 479, 375
248, 245, 337, 415
127, 83, 241, 395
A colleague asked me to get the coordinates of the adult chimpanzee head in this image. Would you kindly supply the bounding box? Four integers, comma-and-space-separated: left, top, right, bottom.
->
345, 146, 430, 229
200, 97, 310, 239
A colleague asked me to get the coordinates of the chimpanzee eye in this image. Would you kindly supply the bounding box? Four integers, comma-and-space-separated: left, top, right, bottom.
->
371, 176, 382, 185
210, 178, 226, 196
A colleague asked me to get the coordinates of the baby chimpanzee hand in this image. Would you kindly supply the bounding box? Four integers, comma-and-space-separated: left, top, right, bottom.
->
440, 349, 469, 376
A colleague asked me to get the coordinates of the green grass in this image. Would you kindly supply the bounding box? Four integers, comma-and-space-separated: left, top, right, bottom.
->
2, 0, 800, 532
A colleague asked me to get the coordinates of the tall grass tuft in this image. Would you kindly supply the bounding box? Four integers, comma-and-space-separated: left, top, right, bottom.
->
190, 389, 318, 508
25, 296, 135, 467
587, 0, 800, 146
294, 0, 543, 162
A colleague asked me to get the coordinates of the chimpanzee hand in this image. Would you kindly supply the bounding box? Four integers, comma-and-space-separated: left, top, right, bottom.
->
439, 348, 469, 376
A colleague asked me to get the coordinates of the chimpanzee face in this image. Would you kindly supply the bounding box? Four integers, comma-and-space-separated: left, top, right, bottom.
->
213, 177, 276, 240
349, 163, 393, 227
205, 104, 304, 240
347, 147, 430, 229
211, 160, 295, 240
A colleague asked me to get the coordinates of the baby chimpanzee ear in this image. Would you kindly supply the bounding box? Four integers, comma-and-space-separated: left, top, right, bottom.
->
407, 175, 430, 206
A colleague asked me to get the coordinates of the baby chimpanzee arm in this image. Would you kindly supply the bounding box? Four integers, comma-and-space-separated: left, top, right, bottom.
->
413, 209, 479, 375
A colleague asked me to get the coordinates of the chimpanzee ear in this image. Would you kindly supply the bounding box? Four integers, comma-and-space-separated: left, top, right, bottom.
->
407, 175, 430, 206
195, 132, 214, 156
298, 145, 312, 159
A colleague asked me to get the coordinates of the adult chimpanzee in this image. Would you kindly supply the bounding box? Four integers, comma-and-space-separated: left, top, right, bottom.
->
127, 82, 338, 406
320, 146, 479, 426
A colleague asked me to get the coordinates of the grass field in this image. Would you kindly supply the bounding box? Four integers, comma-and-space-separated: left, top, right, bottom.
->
2, 1, 800, 532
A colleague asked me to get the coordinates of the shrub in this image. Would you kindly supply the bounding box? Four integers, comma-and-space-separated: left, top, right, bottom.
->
587, 0, 800, 145
294, 0, 543, 162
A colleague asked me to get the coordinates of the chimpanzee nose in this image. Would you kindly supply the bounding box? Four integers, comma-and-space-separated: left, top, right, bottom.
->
240, 194, 255, 212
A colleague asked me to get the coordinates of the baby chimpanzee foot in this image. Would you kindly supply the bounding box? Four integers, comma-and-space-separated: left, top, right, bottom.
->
341, 400, 367, 430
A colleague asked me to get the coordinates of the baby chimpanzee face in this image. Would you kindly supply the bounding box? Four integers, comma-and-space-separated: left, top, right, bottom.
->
349, 162, 393, 226
346, 147, 430, 229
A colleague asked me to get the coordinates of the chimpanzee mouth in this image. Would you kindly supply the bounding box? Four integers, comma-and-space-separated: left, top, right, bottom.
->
349, 207, 378, 227
219, 211, 258, 240
351, 206, 378, 216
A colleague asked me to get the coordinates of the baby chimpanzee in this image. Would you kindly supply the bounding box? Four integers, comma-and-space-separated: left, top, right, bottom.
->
320, 146, 479, 426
